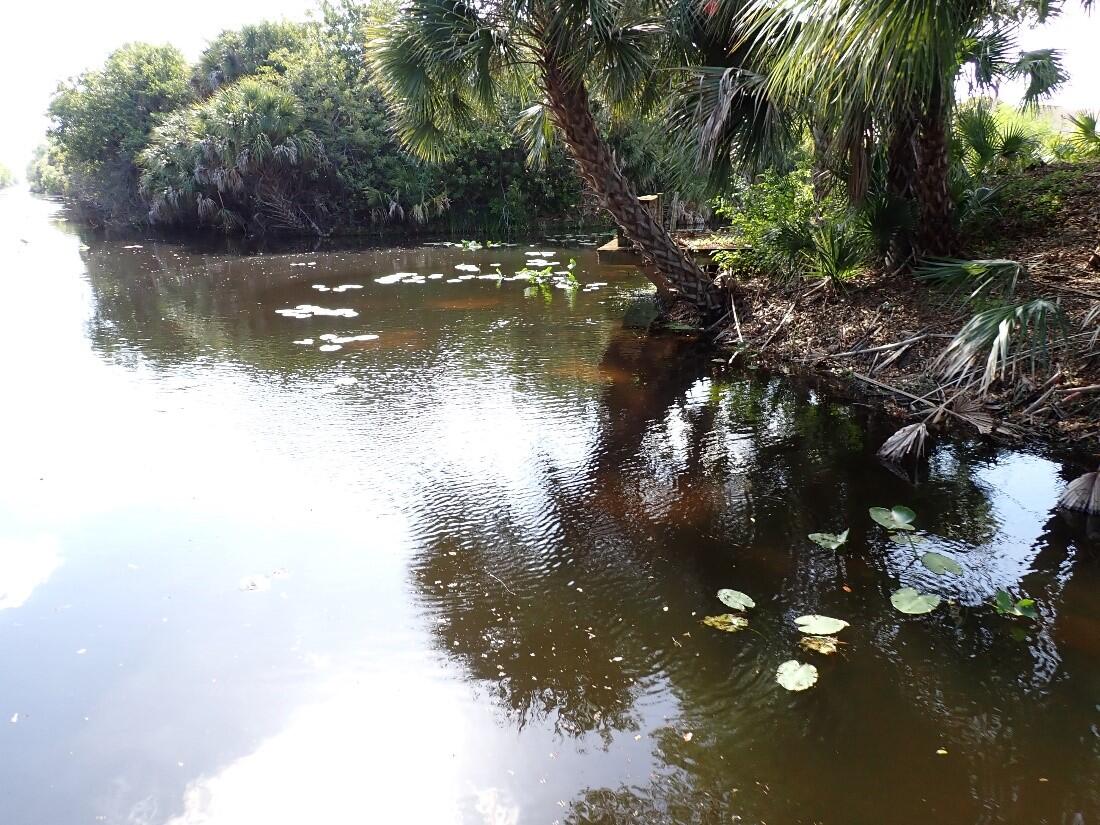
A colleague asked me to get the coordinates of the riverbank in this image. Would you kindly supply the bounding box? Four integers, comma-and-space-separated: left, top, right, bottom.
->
709, 162, 1100, 460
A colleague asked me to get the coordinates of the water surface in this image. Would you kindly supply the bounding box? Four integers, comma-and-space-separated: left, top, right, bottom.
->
1, 188, 1097, 825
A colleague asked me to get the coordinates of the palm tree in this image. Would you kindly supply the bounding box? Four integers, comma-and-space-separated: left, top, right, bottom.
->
727, 0, 1080, 258
370, 0, 737, 316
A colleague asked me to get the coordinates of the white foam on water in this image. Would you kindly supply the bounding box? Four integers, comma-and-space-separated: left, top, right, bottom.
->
318, 344, 343, 352
454, 263, 480, 272
292, 339, 315, 345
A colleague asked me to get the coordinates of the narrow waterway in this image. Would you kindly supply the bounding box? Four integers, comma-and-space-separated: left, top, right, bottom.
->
1, 188, 1097, 825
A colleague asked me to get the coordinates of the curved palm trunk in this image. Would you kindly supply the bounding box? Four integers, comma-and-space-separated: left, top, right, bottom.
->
915, 82, 955, 257
540, 51, 725, 317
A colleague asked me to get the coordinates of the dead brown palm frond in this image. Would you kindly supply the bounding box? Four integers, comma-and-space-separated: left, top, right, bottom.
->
950, 394, 995, 435
1084, 302, 1100, 348
877, 422, 928, 464
1058, 467, 1100, 515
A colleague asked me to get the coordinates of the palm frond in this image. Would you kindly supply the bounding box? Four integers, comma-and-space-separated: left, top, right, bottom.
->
914, 258, 1024, 303
938, 298, 1067, 393
1011, 48, 1068, 108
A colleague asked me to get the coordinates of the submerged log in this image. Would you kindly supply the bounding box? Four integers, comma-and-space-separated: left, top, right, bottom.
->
1058, 467, 1100, 515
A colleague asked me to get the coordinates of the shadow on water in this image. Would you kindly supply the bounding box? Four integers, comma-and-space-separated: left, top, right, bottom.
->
52, 223, 1100, 824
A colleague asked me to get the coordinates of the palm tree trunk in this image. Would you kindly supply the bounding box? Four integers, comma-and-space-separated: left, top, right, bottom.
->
915, 81, 955, 257
885, 106, 917, 272
540, 51, 725, 317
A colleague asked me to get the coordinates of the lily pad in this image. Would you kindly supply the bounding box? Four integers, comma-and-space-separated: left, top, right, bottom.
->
776, 660, 818, 691
921, 551, 963, 575
993, 590, 1038, 619
795, 614, 849, 635
808, 529, 849, 550
869, 505, 917, 531
890, 587, 941, 615
717, 589, 755, 611
799, 635, 840, 655
702, 614, 749, 633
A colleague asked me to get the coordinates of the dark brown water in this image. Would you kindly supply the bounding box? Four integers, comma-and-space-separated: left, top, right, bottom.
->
1, 188, 1098, 825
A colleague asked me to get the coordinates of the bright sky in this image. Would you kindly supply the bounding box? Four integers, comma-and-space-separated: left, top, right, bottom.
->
1, 1, 1097, 176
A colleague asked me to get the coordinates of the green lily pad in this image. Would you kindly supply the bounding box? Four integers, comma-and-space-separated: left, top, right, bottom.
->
702, 614, 749, 632
993, 590, 1038, 619
869, 505, 917, 531
921, 551, 963, 575
890, 587, 941, 614
795, 614, 849, 635
776, 660, 818, 691
808, 529, 849, 550
717, 589, 755, 611
799, 635, 840, 655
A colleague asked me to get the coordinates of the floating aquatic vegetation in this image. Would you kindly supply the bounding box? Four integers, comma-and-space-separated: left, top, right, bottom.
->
318, 344, 342, 352
329, 334, 378, 344
890, 587, 941, 614
992, 590, 1038, 619
717, 589, 755, 611
799, 635, 840, 655
702, 614, 749, 632
808, 529, 849, 549
276, 305, 358, 319
869, 506, 917, 531
795, 615, 849, 635
920, 551, 963, 575
776, 660, 818, 691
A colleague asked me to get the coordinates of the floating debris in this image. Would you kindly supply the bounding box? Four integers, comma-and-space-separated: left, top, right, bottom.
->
702, 614, 749, 632
776, 660, 818, 691
1057, 466, 1100, 515
799, 636, 840, 655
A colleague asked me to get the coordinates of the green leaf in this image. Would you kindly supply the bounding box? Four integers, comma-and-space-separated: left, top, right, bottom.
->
702, 614, 749, 633
795, 614, 849, 635
992, 590, 1038, 619
890, 587, 941, 615
776, 660, 818, 691
869, 506, 917, 531
920, 551, 963, 576
808, 529, 849, 550
717, 589, 756, 611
